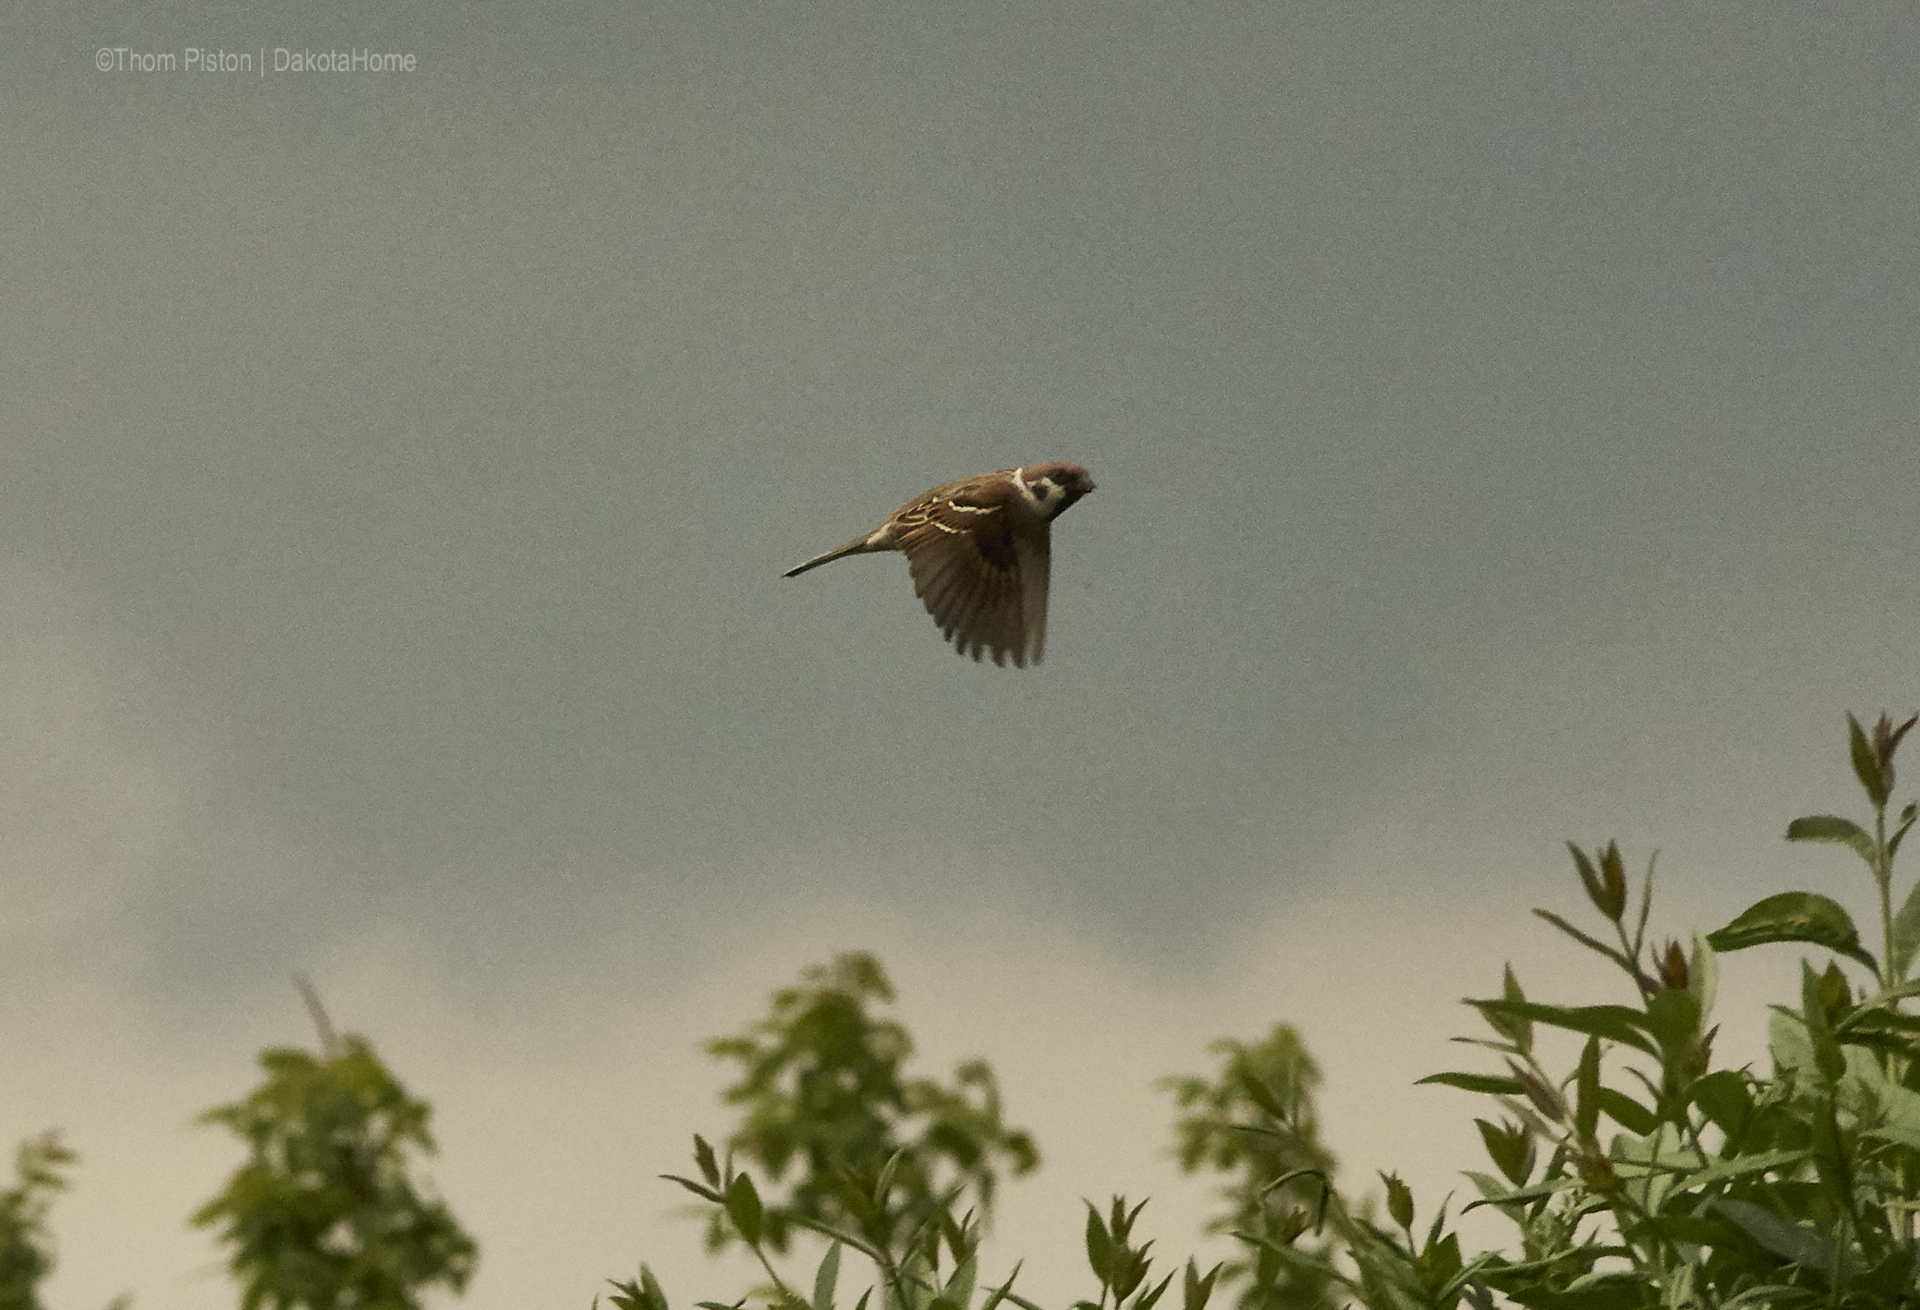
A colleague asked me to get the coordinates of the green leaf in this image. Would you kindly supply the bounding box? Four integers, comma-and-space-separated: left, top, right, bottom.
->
1181, 1260, 1222, 1310
874, 1149, 904, 1207
1891, 802, 1919, 862
1800, 962, 1846, 1086
1690, 1071, 1752, 1138
1237, 1072, 1287, 1122
1133, 1271, 1177, 1310
1643, 988, 1700, 1061
1891, 879, 1920, 983
663, 1174, 725, 1205
1417, 1071, 1526, 1094
1688, 932, 1718, 1025
727, 1173, 764, 1247
1482, 965, 1533, 1054
1863, 1121, 1920, 1153
1532, 909, 1636, 973
1569, 843, 1627, 923
1382, 1171, 1414, 1230
1474, 1119, 1534, 1187
1786, 814, 1876, 865
978, 1263, 1025, 1310
944, 1254, 978, 1310
1671, 1147, 1810, 1191
813, 1243, 842, 1310
694, 1135, 722, 1189
1710, 1198, 1844, 1272
643, 1266, 671, 1310
1574, 1038, 1601, 1142
1084, 1202, 1113, 1282
1850, 713, 1890, 807
1594, 1088, 1658, 1136
1845, 980, 1920, 1030
1468, 1000, 1658, 1056
1705, 892, 1878, 972
1461, 1175, 1578, 1212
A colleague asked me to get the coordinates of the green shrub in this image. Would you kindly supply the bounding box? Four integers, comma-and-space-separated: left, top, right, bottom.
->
612, 712, 1920, 1310
0, 1131, 72, 1310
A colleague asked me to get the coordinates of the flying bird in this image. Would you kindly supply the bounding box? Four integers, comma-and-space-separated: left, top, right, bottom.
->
784, 462, 1096, 667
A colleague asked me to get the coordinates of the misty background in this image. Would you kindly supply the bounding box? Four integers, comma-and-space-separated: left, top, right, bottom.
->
4, 4, 1919, 1306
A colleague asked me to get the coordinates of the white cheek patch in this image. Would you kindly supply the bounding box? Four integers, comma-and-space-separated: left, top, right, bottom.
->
1011, 468, 1060, 514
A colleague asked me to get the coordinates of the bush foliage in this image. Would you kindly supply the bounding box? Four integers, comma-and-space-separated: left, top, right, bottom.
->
611, 712, 1920, 1310
192, 986, 477, 1310
0, 1132, 73, 1310
13, 713, 1920, 1309
700, 952, 1040, 1258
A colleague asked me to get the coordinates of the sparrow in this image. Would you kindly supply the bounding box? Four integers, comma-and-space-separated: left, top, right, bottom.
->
784, 462, 1096, 667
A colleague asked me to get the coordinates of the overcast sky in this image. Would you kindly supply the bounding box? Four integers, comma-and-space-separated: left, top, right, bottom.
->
6, 4, 1920, 1308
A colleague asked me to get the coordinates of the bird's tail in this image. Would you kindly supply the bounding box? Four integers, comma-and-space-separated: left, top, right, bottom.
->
783, 535, 881, 578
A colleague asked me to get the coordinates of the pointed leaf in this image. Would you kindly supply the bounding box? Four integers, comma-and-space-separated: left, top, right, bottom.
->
1710, 1198, 1839, 1270
875, 1149, 904, 1207
1084, 1202, 1112, 1282
1474, 1118, 1534, 1187
1569, 843, 1626, 923
1182, 1260, 1223, 1310
1382, 1172, 1414, 1230
1595, 1088, 1658, 1137
1469, 1000, 1658, 1055
1672, 1147, 1810, 1191
783, 1214, 887, 1264
1417, 1071, 1525, 1094
643, 1266, 670, 1310
1892, 879, 1920, 983
1688, 932, 1718, 1026
1574, 1038, 1601, 1142
1461, 1175, 1578, 1212
813, 1243, 842, 1310
695, 1135, 721, 1189
1532, 909, 1637, 972
1891, 803, 1918, 864
979, 1263, 1024, 1310
1706, 892, 1878, 971
1801, 962, 1846, 1085
1850, 713, 1890, 807
662, 1174, 725, 1205
1643, 988, 1701, 1061
1786, 814, 1876, 865
1134, 1272, 1178, 1310
1690, 1071, 1753, 1138
945, 1254, 978, 1310
727, 1173, 764, 1247
1237, 1072, 1287, 1122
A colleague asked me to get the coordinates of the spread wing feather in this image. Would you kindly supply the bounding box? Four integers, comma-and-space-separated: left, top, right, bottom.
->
901, 503, 1048, 667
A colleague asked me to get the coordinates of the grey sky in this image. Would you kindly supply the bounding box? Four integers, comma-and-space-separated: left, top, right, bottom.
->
5, 4, 1919, 1307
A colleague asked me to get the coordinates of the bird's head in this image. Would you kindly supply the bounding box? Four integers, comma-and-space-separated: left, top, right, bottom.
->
1016, 462, 1096, 519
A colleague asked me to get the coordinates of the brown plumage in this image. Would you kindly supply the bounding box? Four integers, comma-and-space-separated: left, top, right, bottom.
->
784, 462, 1096, 667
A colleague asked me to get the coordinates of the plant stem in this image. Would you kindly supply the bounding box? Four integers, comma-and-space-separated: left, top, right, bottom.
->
1879, 802, 1894, 992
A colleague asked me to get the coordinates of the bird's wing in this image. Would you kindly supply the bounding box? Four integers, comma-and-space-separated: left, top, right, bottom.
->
1014, 527, 1050, 666
900, 498, 1041, 667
